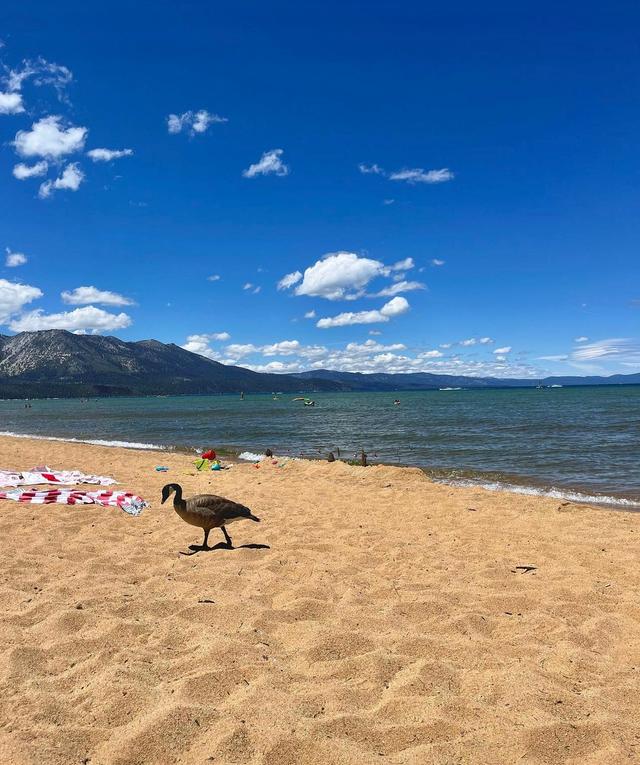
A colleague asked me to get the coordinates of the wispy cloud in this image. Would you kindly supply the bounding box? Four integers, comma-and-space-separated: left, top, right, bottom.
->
431, 258, 445, 266
572, 338, 640, 364
87, 148, 133, 162
167, 110, 227, 135
389, 168, 454, 184
12, 161, 48, 179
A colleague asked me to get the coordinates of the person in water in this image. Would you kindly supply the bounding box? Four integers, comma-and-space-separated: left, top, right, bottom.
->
393, 399, 401, 405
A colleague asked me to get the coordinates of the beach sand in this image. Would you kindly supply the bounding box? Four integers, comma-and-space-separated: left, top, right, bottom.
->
0, 435, 638, 764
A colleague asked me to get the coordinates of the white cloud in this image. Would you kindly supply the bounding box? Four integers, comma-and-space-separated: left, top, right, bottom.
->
277, 271, 302, 290
419, 350, 443, 358
13, 116, 87, 159
5, 248, 27, 267
369, 330, 382, 336
316, 296, 409, 328
391, 257, 414, 271
292, 252, 385, 300
383, 199, 395, 205
0, 91, 24, 114
374, 280, 425, 297
572, 338, 640, 364
207, 274, 221, 282
493, 346, 512, 354
574, 336, 589, 343
304, 310, 316, 319
0, 279, 42, 322
12, 161, 48, 179
9, 305, 131, 334
38, 163, 84, 198
479, 337, 494, 345
243, 283, 254, 290
440, 343, 452, 348
6, 57, 72, 100
243, 149, 289, 178
358, 163, 384, 175
389, 168, 454, 184
431, 258, 445, 266
345, 340, 406, 354
537, 355, 569, 361
225, 343, 259, 359
459, 338, 477, 346
87, 148, 133, 162
181, 332, 230, 359
261, 340, 301, 356
61, 286, 134, 306
167, 110, 227, 135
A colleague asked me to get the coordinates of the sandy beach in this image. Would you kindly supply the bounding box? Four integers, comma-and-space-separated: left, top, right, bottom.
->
0, 434, 638, 764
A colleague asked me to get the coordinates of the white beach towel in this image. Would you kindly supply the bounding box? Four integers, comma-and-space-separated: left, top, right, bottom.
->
0, 467, 117, 488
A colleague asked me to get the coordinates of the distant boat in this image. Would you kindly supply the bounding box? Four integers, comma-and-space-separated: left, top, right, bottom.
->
550, 384, 563, 388
439, 387, 462, 391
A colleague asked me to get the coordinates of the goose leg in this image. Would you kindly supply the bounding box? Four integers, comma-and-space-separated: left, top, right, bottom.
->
221, 526, 233, 548
202, 528, 210, 549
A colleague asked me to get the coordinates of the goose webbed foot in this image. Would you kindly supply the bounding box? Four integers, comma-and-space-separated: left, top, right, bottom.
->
221, 526, 234, 548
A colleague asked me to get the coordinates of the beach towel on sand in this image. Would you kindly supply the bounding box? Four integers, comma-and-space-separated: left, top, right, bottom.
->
0, 488, 147, 516
0, 467, 117, 488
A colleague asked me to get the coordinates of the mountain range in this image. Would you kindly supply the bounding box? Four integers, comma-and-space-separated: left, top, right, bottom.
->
0, 330, 637, 398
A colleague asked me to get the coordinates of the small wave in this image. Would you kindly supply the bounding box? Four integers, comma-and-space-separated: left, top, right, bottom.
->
0, 431, 164, 451
435, 477, 639, 508
238, 451, 264, 462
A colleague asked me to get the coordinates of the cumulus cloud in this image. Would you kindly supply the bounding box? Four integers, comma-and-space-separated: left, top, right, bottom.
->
304, 310, 316, 319
0, 279, 42, 322
87, 148, 133, 162
61, 286, 134, 306
207, 274, 221, 282
459, 338, 477, 347
493, 346, 512, 354
316, 296, 409, 328
13, 161, 48, 179
277, 271, 302, 290
243, 149, 289, 178
261, 340, 301, 356
419, 350, 443, 358
167, 110, 227, 135
9, 306, 131, 333
431, 258, 445, 266
38, 163, 84, 198
457, 337, 493, 347
5, 248, 27, 267
291, 252, 385, 301
574, 336, 589, 343
181, 332, 230, 359
0, 91, 24, 114
13, 116, 87, 159
389, 168, 454, 184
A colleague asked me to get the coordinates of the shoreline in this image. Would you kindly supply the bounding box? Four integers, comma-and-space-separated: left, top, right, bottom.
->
0, 429, 636, 512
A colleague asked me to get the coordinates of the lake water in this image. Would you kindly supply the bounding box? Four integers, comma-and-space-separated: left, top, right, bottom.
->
1, 385, 639, 508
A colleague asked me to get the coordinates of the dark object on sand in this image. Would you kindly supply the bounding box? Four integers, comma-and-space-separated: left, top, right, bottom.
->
161, 483, 260, 550
327, 451, 335, 462
265, 449, 273, 457
360, 450, 368, 467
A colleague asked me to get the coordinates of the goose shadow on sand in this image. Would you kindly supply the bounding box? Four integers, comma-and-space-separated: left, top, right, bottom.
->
180, 542, 271, 556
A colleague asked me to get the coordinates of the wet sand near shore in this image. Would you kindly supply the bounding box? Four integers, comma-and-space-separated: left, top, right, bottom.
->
0, 435, 638, 764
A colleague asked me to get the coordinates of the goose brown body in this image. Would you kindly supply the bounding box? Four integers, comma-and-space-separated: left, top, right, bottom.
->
161, 483, 260, 549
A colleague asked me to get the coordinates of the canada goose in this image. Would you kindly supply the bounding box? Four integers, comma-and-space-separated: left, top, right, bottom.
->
161, 483, 260, 550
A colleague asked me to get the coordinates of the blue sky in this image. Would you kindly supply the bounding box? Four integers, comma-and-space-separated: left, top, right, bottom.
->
1, 1, 638, 378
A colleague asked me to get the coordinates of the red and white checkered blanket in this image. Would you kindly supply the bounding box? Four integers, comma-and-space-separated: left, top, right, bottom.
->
0, 467, 116, 488
0, 488, 147, 516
